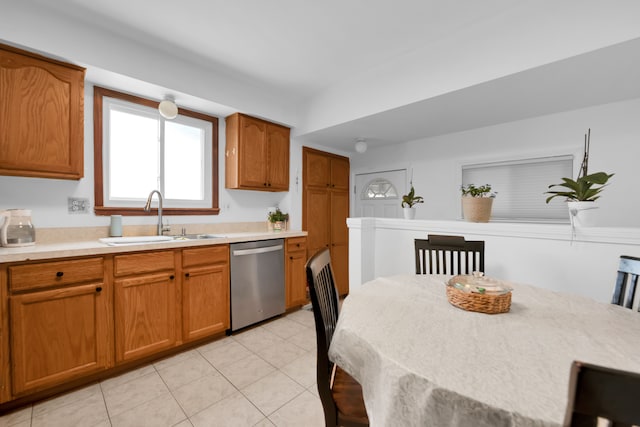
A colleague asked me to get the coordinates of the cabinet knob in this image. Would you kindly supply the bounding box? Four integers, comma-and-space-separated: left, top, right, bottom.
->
263, 182, 268, 186
296, 243, 300, 247
56, 271, 64, 278
95, 286, 102, 293
169, 275, 175, 280
268, 183, 272, 187
289, 256, 293, 260
185, 273, 190, 278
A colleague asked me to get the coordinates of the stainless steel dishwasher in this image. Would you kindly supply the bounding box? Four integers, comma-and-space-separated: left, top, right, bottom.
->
230, 239, 285, 331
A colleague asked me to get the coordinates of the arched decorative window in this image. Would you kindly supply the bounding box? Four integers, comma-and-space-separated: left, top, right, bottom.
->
361, 178, 398, 200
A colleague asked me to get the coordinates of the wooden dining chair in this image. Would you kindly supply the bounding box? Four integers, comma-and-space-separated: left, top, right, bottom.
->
306, 249, 369, 427
415, 234, 485, 275
611, 255, 640, 310
564, 361, 640, 427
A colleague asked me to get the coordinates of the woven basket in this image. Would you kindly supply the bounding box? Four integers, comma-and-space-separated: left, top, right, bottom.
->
461, 197, 493, 222
446, 275, 512, 314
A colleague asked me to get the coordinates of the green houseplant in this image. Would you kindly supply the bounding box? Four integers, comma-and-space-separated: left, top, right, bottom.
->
460, 184, 496, 222
268, 208, 289, 231
545, 129, 613, 226
401, 186, 423, 219
461, 184, 496, 198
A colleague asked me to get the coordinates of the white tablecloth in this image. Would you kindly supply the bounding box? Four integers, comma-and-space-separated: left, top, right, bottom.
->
328, 275, 640, 427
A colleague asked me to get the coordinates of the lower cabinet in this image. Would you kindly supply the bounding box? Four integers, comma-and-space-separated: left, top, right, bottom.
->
286, 236, 308, 308
1, 237, 301, 405
8, 257, 110, 396
113, 250, 177, 363
182, 246, 230, 341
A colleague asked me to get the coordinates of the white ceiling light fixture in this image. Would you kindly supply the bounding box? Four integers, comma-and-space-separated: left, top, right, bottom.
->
355, 138, 368, 153
158, 96, 178, 119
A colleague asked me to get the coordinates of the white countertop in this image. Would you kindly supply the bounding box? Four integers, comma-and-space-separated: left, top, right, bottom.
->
0, 230, 307, 263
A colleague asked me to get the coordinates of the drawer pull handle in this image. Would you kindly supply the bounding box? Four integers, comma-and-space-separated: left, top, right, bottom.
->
169, 275, 175, 280
95, 286, 102, 293
185, 273, 190, 278
289, 256, 293, 260
56, 271, 64, 278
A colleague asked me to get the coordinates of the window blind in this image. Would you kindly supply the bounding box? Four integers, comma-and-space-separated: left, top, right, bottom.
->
462, 155, 573, 222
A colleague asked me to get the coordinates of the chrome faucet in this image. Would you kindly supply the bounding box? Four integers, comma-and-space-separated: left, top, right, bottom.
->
144, 190, 170, 235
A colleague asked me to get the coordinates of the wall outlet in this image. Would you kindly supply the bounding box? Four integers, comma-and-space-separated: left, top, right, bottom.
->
68, 197, 90, 214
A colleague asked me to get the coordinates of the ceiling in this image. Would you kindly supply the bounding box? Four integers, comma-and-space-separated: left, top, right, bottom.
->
15, 0, 640, 152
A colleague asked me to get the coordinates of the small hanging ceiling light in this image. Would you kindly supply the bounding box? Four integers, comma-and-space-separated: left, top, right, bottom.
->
158, 96, 178, 119
355, 138, 368, 153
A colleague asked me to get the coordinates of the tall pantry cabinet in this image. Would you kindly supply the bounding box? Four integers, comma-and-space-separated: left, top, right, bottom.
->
302, 147, 350, 296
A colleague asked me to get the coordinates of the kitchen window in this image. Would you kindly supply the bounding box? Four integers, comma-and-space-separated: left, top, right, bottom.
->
93, 87, 219, 215
461, 155, 573, 222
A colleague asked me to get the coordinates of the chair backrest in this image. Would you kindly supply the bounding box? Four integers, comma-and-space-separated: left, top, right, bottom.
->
415, 234, 485, 275
611, 255, 640, 311
306, 248, 341, 423
564, 361, 640, 427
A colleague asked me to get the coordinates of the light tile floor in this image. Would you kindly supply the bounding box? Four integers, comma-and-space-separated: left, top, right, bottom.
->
0, 308, 324, 427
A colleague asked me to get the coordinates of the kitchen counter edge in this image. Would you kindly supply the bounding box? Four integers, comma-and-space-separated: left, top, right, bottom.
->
0, 231, 308, 263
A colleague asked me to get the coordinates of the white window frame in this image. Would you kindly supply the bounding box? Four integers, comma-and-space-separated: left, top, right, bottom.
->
102, 96, 213, 209
460, 153, 577, 223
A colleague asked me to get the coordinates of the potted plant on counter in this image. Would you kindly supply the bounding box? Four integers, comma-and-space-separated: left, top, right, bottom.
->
545, 129, 613, 227
401, 186, 424, 219
268, 208, 289, 231
461, 184, 496, 222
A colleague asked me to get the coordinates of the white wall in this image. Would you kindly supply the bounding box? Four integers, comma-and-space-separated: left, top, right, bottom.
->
348, 218, 640, 304
0, 83, 291, 229
351, 97, 640, 227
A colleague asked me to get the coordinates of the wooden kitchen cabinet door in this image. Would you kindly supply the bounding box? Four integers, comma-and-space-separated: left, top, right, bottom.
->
237, 115, 268, 189
330, 157, 350, 191
285, 237, 308, 309
330, 190, 349, 295
182, 265, 229, 342
0, 43, 85, 180
304, 187, 331, 258
304, 150, 330, 188
225, 113, 290, 191
182, 246, 230, 341
114, 272, 177, 363
266, 123, 290, 191
10, 283, 110, 395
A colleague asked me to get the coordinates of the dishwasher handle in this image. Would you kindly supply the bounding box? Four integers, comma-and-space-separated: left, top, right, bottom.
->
232, 244, 283, 257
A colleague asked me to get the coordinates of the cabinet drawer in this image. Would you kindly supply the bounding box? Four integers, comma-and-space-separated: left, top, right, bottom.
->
114, 251, 175, 276
287, 237, 307, 252
183, 245, 229, 268
9, 257, 104, 292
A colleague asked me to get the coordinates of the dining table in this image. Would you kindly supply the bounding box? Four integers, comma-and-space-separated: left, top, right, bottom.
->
328, 274, 640, 427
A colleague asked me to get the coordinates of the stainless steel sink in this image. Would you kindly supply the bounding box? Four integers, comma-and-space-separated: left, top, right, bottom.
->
99, 236, 174, 245
170, 233, 226, 240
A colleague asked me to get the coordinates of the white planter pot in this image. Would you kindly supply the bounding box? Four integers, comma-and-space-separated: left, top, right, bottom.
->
567, 201, 599, 227
403, 207, 416, 219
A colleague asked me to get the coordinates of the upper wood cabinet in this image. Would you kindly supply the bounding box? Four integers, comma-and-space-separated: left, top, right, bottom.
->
225, 113, 290, 191
0, 43, 85, 180
305, 149, 349, 191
